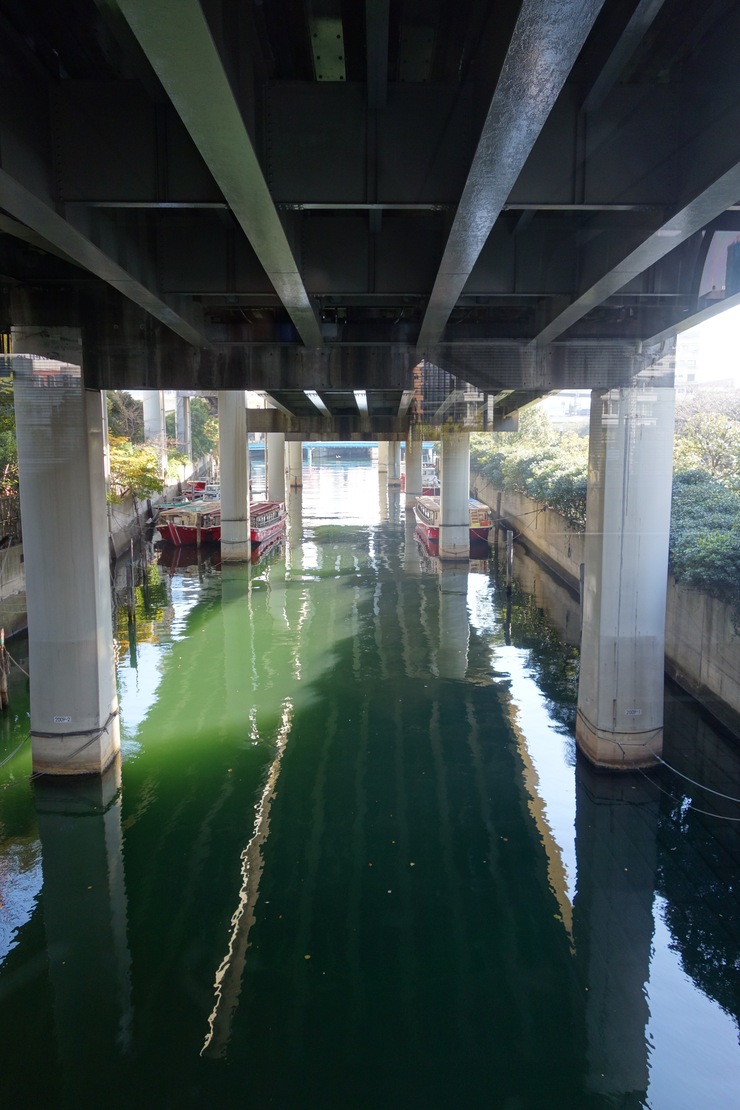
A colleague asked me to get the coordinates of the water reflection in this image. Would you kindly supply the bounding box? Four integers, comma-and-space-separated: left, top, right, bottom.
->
0, 461, 738, 1107
35, 758, 132, 1104
574, 765, 658, 1103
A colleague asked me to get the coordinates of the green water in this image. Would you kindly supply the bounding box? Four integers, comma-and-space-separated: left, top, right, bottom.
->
1, 461, 739, 1109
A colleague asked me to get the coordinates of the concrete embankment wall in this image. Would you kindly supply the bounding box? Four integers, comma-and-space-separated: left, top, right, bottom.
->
475, 475, 740, 739
0, 542, 28, 638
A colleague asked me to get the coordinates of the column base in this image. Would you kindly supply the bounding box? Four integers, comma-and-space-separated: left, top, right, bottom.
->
575, 709, 661, 770
32, 711, 121, 776
221, 520, 250, 562
438, 525, 469, 561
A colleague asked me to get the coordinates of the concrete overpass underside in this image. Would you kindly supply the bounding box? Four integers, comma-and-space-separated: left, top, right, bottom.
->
1, 0, 740, 433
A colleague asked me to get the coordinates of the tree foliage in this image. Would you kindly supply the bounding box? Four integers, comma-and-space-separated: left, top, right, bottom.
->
0, 379, 18, 493
673, 409, 740, 488
107, 390, 144, 441
165, 395, 218, 460
472, 393, 740, 609
108, 437, 164, 504
669, 470, 740, 601
470, 408, 589, 527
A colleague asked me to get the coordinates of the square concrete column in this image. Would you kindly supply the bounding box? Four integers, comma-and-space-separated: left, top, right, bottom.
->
576, 383, 676, 768
218, 391, 250, 561
287, 439, 303, 488
12, 335, 120, 774
377, 440, 389, 474
266, 432, 286, 501
388, 441, 402, 487
143, 389, 167, 478
176, 392, 192, 461
404, 434, 423, 508
439, 431, 470, 561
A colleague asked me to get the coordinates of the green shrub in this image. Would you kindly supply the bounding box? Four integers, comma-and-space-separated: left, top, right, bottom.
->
669, 471, 740, 603
472, 414, 740, 610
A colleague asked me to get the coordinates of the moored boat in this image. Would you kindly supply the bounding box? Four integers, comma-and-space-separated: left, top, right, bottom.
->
156, 500, 221, 545
413, 496, 492, 549
250, 499, 287, 545
400, 465, 440, 496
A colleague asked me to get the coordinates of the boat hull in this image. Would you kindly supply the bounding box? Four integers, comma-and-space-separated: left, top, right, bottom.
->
413, 496, 491, 552
250, 500, 287, 545
157, 521, 221, 545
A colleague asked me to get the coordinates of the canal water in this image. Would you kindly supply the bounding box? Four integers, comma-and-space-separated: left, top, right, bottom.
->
0, 459, 738, 1109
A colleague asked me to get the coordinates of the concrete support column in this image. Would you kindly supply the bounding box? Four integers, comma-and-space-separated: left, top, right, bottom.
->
439, 431, 470, 561
576, 384, 675, 769
12, 336, 120, 774
266, 432, 286, 502
287, 439, 303, 488
388, 441, 402, 487
377, 441, 389, 474
405, 434, 423, 508
143, 389, 167, 478
218, 391, 250, 562
175, 392, 192, 462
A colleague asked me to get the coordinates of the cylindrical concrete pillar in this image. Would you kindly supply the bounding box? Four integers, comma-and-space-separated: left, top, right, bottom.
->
388, 441, 402, 487
12, 335, 120, 774
218, 391, 250, 561
576, 383, 675, 769
439, 431, 470, 561
377, 441, 389, 474
266, 432, 286, 501
287, 440, 303, 488
404, 435, 423, 508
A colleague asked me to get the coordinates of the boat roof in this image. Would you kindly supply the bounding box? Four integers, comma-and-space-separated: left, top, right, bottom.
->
415, 496, 489, 509
159, 498, 220, 518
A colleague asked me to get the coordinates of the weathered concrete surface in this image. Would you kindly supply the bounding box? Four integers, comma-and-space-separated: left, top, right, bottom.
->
664, 576, 740, 739
476, 477, 583, 590
0, 543, 27, 637
477, 476, 740, 741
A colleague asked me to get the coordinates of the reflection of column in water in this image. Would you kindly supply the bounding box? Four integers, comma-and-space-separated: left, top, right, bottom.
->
403, 510, 419, 571
35, 757, 133, 1100
437, 565, 470, 680
573, 762, 658, 1103
378, 468, 388, 521
387, 489, 401, 526
285, 487, 303, 576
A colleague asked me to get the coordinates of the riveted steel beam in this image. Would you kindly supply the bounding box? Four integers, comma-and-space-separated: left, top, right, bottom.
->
417, 0, 606, 351
115, 0, 322, 348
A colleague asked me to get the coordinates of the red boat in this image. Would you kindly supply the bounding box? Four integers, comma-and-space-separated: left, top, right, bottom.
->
413, 496, 492, 549
157, 500, 221, 545
250, 500, 287, 545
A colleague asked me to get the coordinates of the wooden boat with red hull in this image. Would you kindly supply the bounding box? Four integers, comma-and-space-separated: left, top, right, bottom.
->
413, 496, 492, 549
250, 500, 287, 545
156, 500, 221, 545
